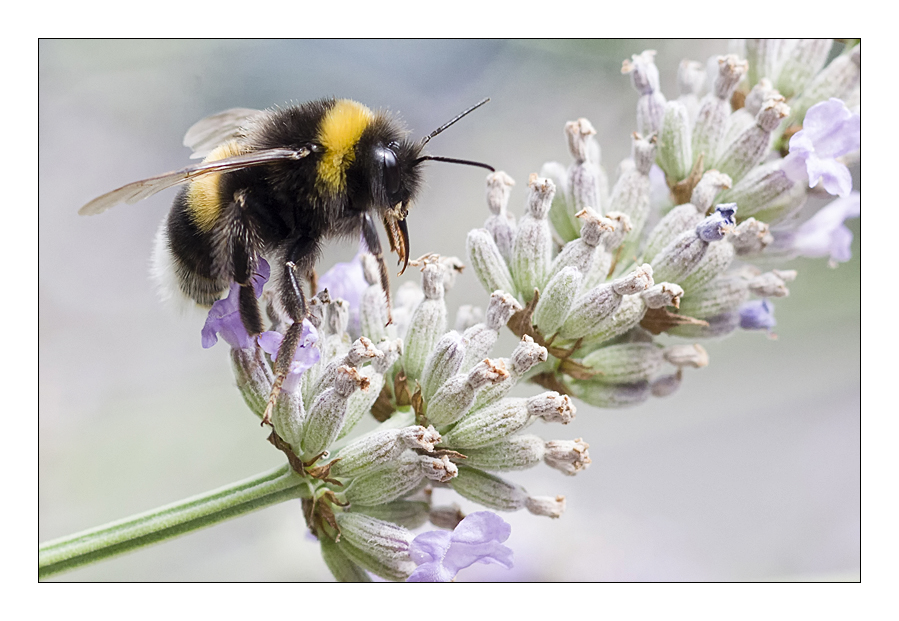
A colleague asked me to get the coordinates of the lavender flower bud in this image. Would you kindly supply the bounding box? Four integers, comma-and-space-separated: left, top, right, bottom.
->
313, 336, 382, 396
426, 358, 509, 427
302, 366, 368, 457
331, 425, 441, 479
714, 98, 790, 183
403, 262, 448, 381
679, 274, 748, 318
543, 439, 591, 476
579, 293, 647, 345
473, 335, 548, 409
581, 342, 665, 383
352, 500, 431, 530
729, 218, 773, 256
776, 39, 833, 98
657, 101, 693, 182
559, 264, 654, 340
641, 204, 705, 265
677, 59, 706, 123
642, 282, 685, 309
360, 255, 388, 344
651, 205, 736, 284
748, 270, 795, 298
460, 291, 522, 372
335, 513, 415, 582
718, 161, 793, 218
271, 388, 305, 450
585, 212, 633, 289
467, 228, 516, 298
525, 496, 566, 518
484, 171, 517, 262
721, 79, 781, 151
692, 55, 748, 165
745, 39, 790, 86
452, 465, 564, 518
565, 378, 651, 408
339, 340, 401, 437
511, 176, 555, 299
690, 170, 733, 214
664, 344, 710, 368
565, 119, 604, 215
532, 266, 582, 336
320, 538, 371, 583
541, 160, 579, 242
419, 454, 458, 483
455, 434, 546, 471
344, 450, 426, 507
443, 391, 575, 448
623, 50, 667, 136
420, 331, 467, 402
450, 466, 530, 512
608, 134, 656, 251
678, 238, 736, 292
550, 208, 614, 275
230, 346, 273, 419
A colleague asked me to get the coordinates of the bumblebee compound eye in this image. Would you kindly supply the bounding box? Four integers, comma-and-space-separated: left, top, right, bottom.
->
376, 145, 401, 202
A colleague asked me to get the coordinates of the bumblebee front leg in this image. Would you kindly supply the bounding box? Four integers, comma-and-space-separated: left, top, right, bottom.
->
361, 213, 393, 325
262, 236, 319, 426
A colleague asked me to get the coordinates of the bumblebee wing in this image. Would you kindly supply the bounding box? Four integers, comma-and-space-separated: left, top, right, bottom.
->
79, 147, 311, 216
182, 108, 266, 159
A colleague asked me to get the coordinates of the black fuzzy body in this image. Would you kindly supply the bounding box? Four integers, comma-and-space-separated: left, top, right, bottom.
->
162, 98, 425, 317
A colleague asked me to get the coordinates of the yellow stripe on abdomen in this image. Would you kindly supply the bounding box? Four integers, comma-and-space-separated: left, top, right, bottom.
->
187, 140, 245, 232
316, 99, 373, 196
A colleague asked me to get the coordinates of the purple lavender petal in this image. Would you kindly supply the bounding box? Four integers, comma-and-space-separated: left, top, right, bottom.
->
257, 330, 284, 357
201, 283, 251, 350
802, 98, 860, 159
792, 192, 861, 264
407, 511, 513, 582
785, 99, 859, 197
257, 322, 320, 392
739, 299, 776, 330
201, 259, 271, 350
318, 253, 367, 311
696, 204, 737, 242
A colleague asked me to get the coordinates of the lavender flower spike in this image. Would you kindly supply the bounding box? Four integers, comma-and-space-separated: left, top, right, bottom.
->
782, 98, 860, 197
407, 511, 513, 582
201, 259, 270, 350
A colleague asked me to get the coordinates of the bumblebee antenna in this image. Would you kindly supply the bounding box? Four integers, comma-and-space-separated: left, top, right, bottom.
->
420, 98, 490, 147
416, 155, 495, 172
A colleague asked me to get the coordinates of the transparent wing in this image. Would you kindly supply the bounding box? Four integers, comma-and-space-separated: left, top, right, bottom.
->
79, 147, 310, 216
182, 108, 266, 159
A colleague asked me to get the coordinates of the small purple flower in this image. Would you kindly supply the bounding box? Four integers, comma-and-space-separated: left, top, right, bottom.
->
696, 204, 737, 242
739, 299, 776, 331
407, 511, 513, 582
791, 192, 861, 266
201, 260, 271, 350
258, 320, 320, 391
782, 98, 860, 197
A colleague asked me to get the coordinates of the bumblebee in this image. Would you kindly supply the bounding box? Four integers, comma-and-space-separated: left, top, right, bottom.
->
80, 97, 493, 420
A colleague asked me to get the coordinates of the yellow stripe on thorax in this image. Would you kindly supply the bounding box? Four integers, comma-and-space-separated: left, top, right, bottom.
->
316, 99, 373, 196
187, 141, 245, 232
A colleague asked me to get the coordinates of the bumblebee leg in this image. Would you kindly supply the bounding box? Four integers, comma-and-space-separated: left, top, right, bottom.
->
262, 237, 319, 426
361, 213, 393, 325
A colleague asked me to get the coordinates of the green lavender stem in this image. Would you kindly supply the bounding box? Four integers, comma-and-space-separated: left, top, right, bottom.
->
39, 464, 310, 579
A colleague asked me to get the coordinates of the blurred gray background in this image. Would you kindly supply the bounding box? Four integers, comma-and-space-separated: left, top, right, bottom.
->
39, 40, 859, 581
